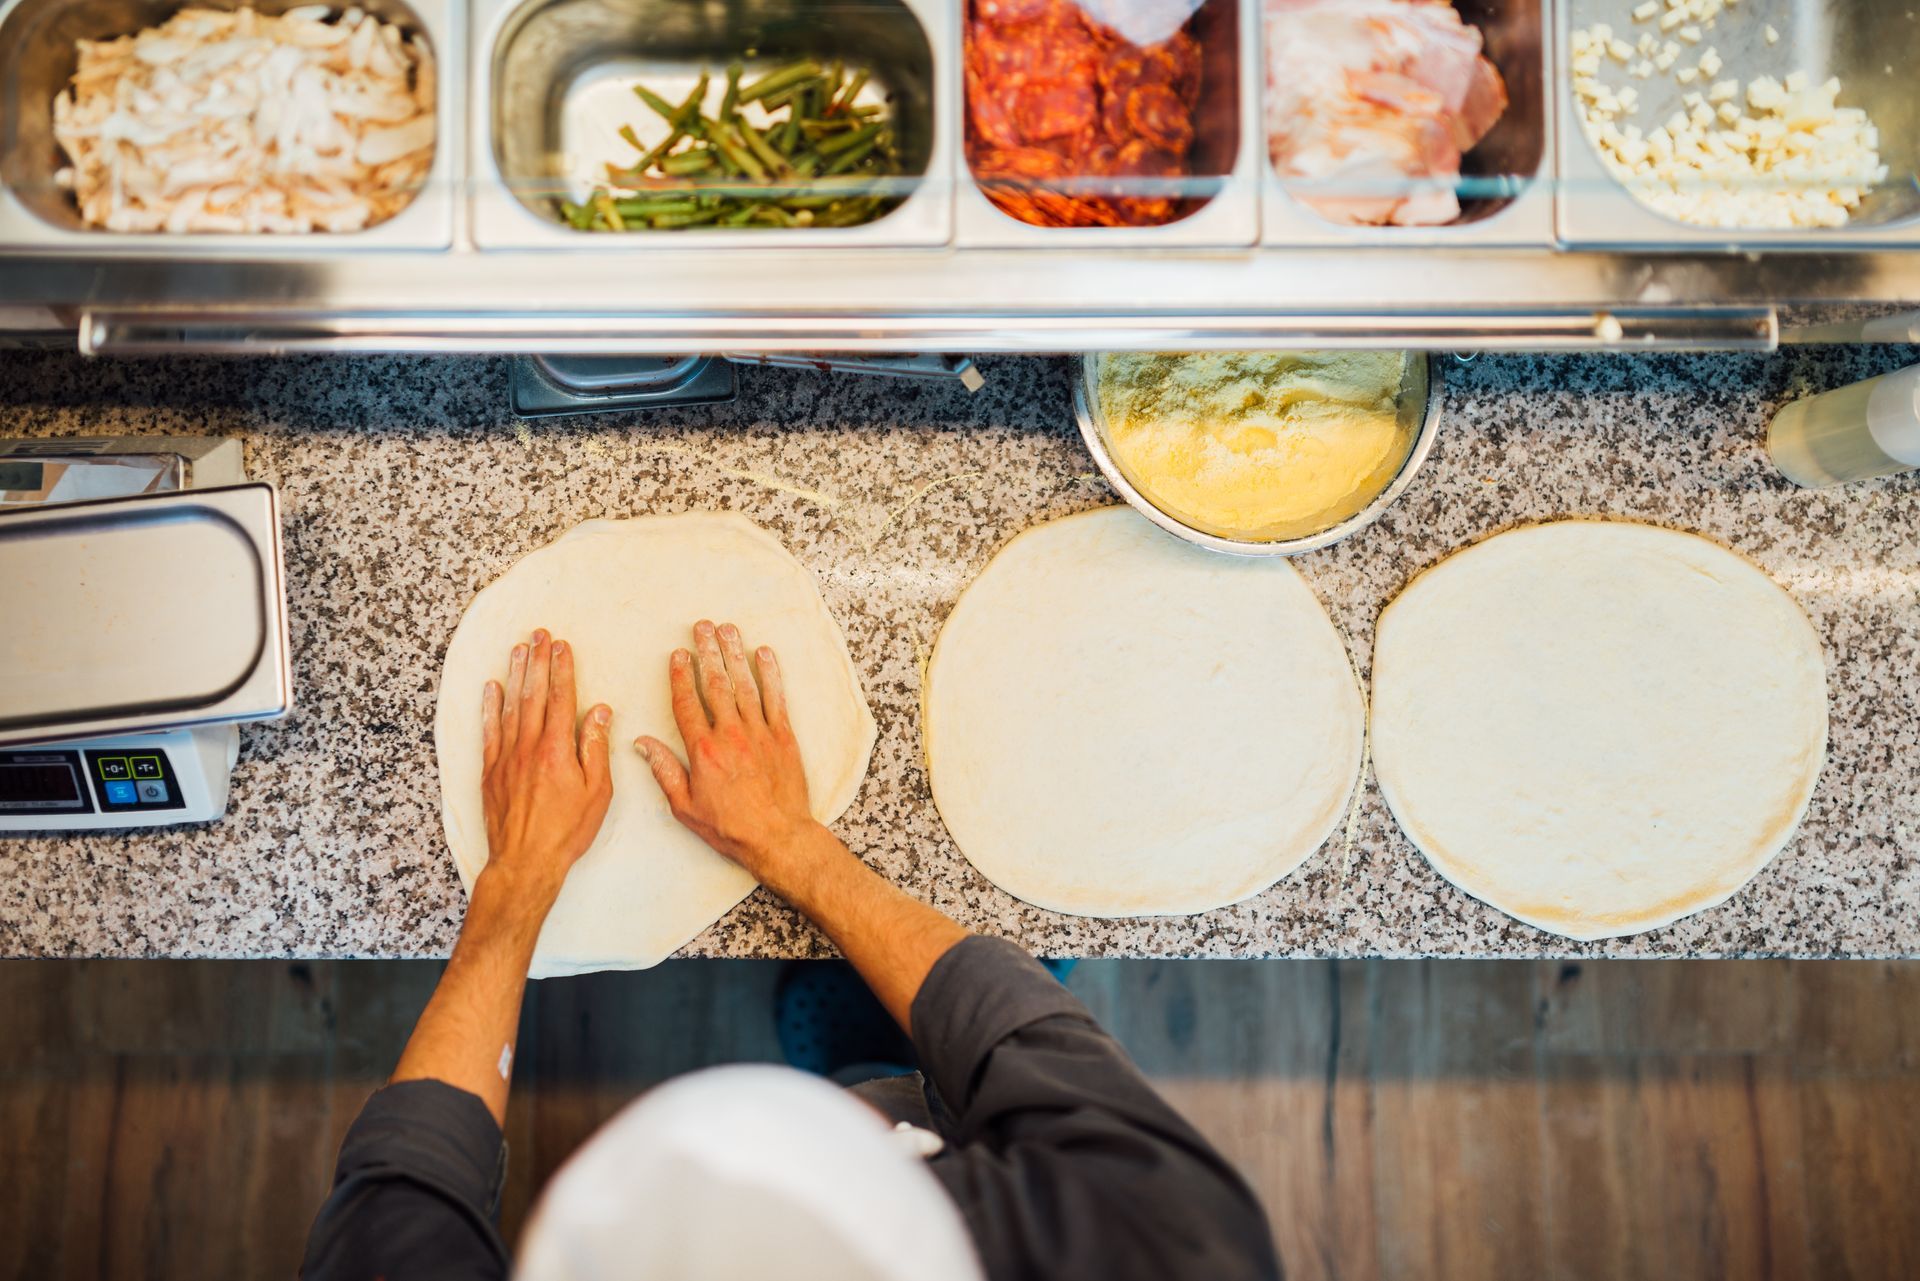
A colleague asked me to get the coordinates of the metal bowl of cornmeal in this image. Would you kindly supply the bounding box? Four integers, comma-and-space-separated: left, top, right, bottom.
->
1072, 351, 1439, 556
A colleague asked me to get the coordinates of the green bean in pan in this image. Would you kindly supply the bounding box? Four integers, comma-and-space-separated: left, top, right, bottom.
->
567, 59, 904, 231
814, 198, 884, 226
823, 132, 886, 175
612, 196, 703, 218
757, 79, 819, 114
593, 191, 626, 231
624, 76, 710, 174
659, 150, 717, 175
813, 122, 882, 156
651, 208, 726, 228
830, 68, 869, 115
738, 59, 821, 103
708, 126, 768, 182
674, 77, 711, 129
740, 125, 792, 177
800, 118, 860, 138
750, 206, 799, 227
632, 84, 679, 123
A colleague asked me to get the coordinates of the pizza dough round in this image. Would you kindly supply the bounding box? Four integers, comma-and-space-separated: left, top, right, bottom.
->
1371, 521, 1828, 941
925, 506, 1364, 917
435, 513, 876, 976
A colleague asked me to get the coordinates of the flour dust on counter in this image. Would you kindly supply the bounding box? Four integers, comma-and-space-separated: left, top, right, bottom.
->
435, 512, 876, 976
924, 506, 1365, 918
1371, 520, 1830, 942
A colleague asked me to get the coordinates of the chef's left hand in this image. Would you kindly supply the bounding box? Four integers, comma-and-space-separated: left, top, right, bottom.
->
479, 629, 614, 912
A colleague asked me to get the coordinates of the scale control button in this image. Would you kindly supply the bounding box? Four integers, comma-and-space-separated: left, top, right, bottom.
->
135, 779, 167, 804
130, 756, 164, 779
97, 757, 130, 781
103, 779, 137, 805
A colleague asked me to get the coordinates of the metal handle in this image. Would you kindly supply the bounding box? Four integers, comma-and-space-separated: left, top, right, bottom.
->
79, 308, 1779, 355
722, 352, 985, 390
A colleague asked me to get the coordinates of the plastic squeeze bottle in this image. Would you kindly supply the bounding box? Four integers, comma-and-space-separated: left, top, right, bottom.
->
1768, 362, 1920, 489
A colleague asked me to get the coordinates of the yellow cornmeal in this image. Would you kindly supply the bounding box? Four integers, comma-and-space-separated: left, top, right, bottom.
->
1095, 351, 1414, 541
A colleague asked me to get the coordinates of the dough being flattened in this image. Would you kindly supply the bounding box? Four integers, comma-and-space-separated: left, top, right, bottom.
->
1371, 521, 1828, 941
435, 513, 876, 976
925, 506, 1364, 918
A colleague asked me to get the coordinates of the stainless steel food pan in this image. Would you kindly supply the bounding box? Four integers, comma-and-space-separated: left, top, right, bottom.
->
1071, 352, 1440, 557
953, 0, 1260, 248
471, 0, 954, 249
1557, 0, 1920, 249
0, 0, 458, 254
1260, 0, 1555, 248
0, 483, 291, 746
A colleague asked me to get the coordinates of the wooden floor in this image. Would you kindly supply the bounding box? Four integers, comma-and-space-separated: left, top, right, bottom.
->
2, 957, 1916, 1281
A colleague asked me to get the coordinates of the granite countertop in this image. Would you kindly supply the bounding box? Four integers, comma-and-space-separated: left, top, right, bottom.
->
2, 347, 1917, 961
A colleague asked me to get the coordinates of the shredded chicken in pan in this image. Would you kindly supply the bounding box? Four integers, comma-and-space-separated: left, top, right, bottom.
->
52, 5, 436, 233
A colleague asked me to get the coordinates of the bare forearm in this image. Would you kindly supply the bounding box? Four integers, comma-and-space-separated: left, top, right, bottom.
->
390, 871, 551, 1125
767, 824, 968, 1036
635, 624, 968, 1035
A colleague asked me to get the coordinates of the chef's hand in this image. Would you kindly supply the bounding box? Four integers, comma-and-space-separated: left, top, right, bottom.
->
479, 629, 614, 912
635, 621, 820, 886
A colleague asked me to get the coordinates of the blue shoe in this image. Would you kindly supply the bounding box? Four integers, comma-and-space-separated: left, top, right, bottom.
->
774, 955, 1079, 1077
775, 961, 917, 1078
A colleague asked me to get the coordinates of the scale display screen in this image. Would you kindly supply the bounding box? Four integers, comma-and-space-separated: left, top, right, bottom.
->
0, 753, 87, 812
0, 461, 44, 491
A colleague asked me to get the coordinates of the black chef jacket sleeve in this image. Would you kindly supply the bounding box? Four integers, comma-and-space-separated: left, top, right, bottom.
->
301, 1078, 510, 1281
915, 936, 1281, 1281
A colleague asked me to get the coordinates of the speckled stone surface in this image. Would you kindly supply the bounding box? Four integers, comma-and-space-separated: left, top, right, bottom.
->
1, 346, 1916, 960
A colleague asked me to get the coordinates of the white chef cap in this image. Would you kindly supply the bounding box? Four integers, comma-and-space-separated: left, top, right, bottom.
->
516, 1064, 983, 1281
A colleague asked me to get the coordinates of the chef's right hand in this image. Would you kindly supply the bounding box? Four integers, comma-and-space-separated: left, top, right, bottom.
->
635, 620, 822, 885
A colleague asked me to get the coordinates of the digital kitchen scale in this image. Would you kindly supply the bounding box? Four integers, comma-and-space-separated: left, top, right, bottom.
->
0, 730, 242, 831
0, 437, 290, 830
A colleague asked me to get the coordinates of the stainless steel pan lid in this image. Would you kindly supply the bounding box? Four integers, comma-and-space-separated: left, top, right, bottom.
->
0, 483, 291, 746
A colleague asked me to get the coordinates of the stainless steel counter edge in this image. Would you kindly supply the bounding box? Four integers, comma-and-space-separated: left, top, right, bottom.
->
1, 0, 1915, 346
13, 245, 1908, 352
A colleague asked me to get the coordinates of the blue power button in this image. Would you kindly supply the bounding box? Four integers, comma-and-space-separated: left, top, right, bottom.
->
103, 779, 137, 806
